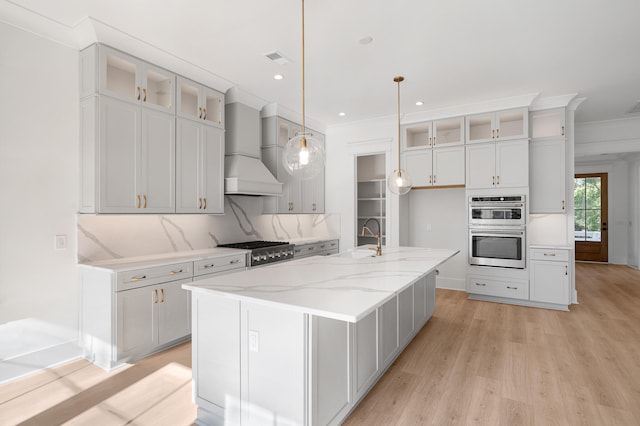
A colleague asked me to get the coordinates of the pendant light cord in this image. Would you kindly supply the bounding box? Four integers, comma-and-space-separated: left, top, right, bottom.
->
301, 0, 306, 136
397, 79, 401, 171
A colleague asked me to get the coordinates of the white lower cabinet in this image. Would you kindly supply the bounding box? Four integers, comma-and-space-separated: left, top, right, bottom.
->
80, 252, 245, 371
116, 280, 191, 360
466, 275, 529, 300
191, 270, 437, 425
530, 247, 570, 306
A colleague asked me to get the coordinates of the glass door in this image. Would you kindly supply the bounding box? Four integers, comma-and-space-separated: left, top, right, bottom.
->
574, 173, 608, 262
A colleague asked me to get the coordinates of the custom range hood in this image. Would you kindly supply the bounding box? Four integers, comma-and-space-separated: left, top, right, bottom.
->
224, 102, 283, 196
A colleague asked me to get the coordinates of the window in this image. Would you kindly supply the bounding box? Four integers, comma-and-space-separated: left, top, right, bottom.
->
574, 176, 601, 242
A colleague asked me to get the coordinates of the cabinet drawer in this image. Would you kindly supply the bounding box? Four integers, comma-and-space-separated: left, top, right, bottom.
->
294, 243, 317, 258
467, 276, 529, 300
530, 248, 569, 262
194, 254, 246, 277
117, 262, 193, 291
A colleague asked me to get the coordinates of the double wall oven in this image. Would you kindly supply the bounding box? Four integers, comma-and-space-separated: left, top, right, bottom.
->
468, 195, 526, 269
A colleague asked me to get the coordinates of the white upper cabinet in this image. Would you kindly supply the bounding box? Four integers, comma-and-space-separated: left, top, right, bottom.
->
177, 77, 224, 128
404, 117, 464, 150
176, 119, 225, 214
466, 107, 528, 143
82, 96, 175, 213
80, 45, 175, 113
529, 108, 567, 213
466, 139, 529, 189
530, 108, 566, 139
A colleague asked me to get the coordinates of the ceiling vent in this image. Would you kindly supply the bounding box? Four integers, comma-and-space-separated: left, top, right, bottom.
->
264, 51, 291, 65
627, 101, 640, 115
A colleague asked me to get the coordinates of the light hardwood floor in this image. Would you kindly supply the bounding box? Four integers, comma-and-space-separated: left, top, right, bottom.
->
1, 263, 639, 425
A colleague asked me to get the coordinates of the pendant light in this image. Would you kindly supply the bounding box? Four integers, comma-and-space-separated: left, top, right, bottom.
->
387, 76, 412, 195
282, 0, 325, 180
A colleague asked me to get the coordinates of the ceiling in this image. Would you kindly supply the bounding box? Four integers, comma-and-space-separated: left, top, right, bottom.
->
4, 0, 640, 127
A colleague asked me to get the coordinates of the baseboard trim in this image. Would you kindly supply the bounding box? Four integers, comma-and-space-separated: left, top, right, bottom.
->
0, 340, 82, 384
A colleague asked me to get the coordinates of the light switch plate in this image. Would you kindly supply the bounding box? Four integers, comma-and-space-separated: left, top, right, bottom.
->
55, 235, 67, 250
249, 330, 260, 352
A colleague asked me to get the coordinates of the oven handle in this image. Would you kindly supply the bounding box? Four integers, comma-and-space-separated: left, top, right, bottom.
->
470, 203, 524, 208
470, 229, 525, 235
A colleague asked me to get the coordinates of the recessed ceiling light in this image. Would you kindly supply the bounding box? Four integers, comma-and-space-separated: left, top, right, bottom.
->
358, 36, 373, 45
339, 112, 346, 117
274, 74, 284, 80
415, 101, 424, 106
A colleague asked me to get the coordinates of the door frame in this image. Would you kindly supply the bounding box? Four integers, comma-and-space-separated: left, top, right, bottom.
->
574, 173, 608, 262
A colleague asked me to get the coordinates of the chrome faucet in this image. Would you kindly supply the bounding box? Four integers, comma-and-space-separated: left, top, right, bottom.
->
361, 218, 382, 256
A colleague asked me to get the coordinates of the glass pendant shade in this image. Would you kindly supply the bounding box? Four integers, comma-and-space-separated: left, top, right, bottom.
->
387, 168, 412, 195
388, 75, 412, 196
282, 132, 325, 180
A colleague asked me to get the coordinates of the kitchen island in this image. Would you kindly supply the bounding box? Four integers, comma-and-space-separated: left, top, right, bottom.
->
183, 246, 458, 426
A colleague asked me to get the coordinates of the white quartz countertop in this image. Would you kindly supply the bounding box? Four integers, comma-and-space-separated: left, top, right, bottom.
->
79, 248, 248, 272
183, 246, 458, 323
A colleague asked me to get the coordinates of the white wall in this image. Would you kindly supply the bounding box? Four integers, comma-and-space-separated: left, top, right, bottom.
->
0, 22, 81, 380
403, 189, 467, 290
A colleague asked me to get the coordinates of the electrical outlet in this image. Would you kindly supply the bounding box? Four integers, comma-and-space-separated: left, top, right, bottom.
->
249, 330, 260, 352
55, 235, 67, 250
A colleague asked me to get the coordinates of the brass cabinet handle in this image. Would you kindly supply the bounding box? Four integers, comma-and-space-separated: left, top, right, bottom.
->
143, 194, 147, 208
154, 289, 158, 303
160, 288, 165, 303
203, 108, 207, 120
492, 129, 495, 139
433, 136, 436, 146
496, 176, 500, 185
562, 125, 565, 136
506, 286, 517, 290
312, 203, 316, 211
229, 259, 240, 264
562, 200, 565, 210
137, 86, 141, 100
433, 175, 436, 184
492, 176, 495, 185
199, 107, 203, 119
543, 253, 556, 257
131, 274, 147, 281
203, 263, 215, 269
496, 128, 500, 138
475, 282, 487, 287
169, 269, 183, 275
143, 88, 147, 102
565, 265, 568, 276
137, 194, 141, 208
203, 198, 207, 209
199, 198, 202, 209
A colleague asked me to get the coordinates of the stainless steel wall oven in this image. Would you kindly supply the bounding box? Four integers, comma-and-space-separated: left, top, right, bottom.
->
468, 195, 526, 269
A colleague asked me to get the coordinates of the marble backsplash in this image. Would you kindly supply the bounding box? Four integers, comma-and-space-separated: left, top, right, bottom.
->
78, 195, 340, 263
